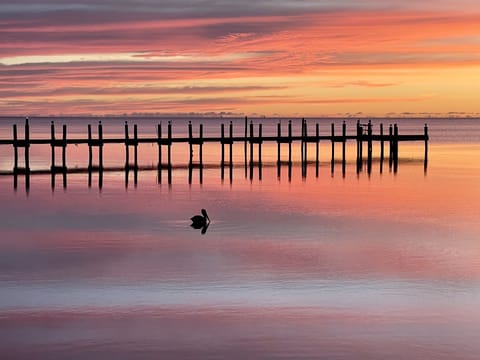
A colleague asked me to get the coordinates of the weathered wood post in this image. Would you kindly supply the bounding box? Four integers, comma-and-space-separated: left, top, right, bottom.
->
258, 123, 263, 180
277, 122, 281, 167
258, 123, 262, 167
330, 122, 335, 173
133, 124, 138, 170
367, 120, 372, 174
288, 120, 292, 165
288, 120, 292, 180
367, 120, 373, 162
380, 123, 384, 173
25, 118, 30, 174
199, 123, 204, 170
424, 123, 429, 172
356, 120, 360, 161
98, 121, 103, 190
229, 121, 233, 181
62, 124, 67, 171
356, 121, 362, 174
98, 121, 103, 170
301, 119, 304, 165
244, 116, 248, 175
249, 120, 254, 180
388, 124, 393, 171
380, 123, 384, 161
124, 121, 129, 168
50, 121, 55, 171
221, 123, 225, 179
302, 119, 307, 178
188, 121, 193, 165
393, 123, 399, 173
157, 123, 162, 183
13, 124, 18, 171
167, 121, 172, 168
342, 121, 346, 175
221, 123, 225, 166
316, 122, 319, 177
87, 124, 93, 170
167, 121, 172, 184
200, 123, 204, 165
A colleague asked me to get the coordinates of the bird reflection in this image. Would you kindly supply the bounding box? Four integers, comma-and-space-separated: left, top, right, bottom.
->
190, 209, 210, 234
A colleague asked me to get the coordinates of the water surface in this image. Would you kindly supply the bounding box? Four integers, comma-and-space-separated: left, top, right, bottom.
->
1, 118, 480, 359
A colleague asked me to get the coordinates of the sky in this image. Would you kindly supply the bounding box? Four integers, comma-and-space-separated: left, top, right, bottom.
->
1, 0, 480, 117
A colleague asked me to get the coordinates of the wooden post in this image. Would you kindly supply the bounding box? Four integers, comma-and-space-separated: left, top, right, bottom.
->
342, 121, 346, 175
249, 121, 254, 166
249, 120, 254, 180
380, 123, 384, 173
199, 123, 204, 168
199, 123, 204, 184
188, 121, 193, 165
330, 122, 335, 173
304, 119, 308, 162
367, 120, 373, 164
98, 121, 103, 170
393, 123, 399, 173
13, 124, 18, 172
388, 124, 393, 171
168, 121, 172, 169
50, 121, 55, 171
424, 123, 429, 172
124, 121, 129, 168
356, 121, 361, 174
380, 123, 384, 161
316, 123, 319, 177
258, 123, 262, 167
301, 119, 304, 165
367, 120, 372, 175
304, 119, 308, 161
229, 121, 233, 182
221, 123, 225, 179
221, 123, 225, 166
244, 116, 248, 175
288, 120, 292, 165
25, 118, 30, 173
98, 121, 103, 189
167, 121, 172, 184
62, 124, 67, 170
133, 124, 138, 170
88, 124, 93, 170
277, 122, 281, 166
258, 124, 263, 180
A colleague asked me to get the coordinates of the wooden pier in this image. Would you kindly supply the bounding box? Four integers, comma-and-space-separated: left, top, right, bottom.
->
0, 118, 428, 190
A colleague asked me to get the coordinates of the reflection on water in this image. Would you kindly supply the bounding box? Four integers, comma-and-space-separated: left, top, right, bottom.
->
1, 120, 480, 359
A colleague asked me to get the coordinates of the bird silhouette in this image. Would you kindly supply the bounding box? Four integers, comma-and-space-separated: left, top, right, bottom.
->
190, 209, 210, 229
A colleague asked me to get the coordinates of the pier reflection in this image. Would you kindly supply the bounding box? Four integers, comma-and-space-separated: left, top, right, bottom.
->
9, 155, 427, 192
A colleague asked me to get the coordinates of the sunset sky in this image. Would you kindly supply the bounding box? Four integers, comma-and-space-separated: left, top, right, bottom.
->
1, 0, 480, 117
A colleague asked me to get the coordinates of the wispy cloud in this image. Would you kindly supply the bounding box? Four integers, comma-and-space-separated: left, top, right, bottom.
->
1, 1, 480, 116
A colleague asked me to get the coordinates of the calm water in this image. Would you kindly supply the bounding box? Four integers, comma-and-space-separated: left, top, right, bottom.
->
1, 117, 480, 359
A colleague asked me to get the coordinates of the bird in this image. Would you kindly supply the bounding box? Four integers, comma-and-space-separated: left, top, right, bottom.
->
190, 209, 210, 229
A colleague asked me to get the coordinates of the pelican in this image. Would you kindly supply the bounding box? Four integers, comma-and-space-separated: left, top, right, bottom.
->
190, 209, 210, 228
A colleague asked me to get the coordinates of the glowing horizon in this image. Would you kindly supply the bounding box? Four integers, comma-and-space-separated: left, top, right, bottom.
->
1, 1, 480, 117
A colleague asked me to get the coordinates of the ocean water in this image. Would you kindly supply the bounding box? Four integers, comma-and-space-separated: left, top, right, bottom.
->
0, 117, 479, 359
